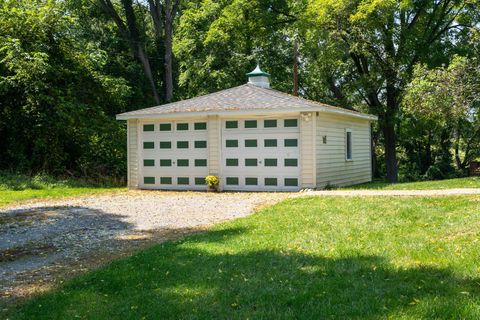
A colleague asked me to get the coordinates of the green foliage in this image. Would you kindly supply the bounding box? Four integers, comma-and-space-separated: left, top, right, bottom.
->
0, 0, 145, 178
174, 0, 298, 97
403, 56, 480, 176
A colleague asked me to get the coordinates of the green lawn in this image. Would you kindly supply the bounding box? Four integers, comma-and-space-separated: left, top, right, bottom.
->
346, 176, 480, 190
0, 188, 125, 208
7, 196, 480, 319
0, 173, 124, 208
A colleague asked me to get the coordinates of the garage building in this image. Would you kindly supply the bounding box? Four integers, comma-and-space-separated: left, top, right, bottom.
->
116, 66, 377, 191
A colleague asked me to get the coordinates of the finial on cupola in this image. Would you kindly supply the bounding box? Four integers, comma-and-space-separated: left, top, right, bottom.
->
246, 64, 271, 89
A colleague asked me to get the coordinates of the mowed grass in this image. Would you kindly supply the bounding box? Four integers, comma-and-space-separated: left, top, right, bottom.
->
7, 196, 480, 319
0, 173, 124, 208
347, 176, 480, 190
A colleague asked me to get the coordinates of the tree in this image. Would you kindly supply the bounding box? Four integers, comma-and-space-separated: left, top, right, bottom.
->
404, 56, 480, 175
0, 0, 132, 178
304, 0, 478, 182
98, 0, 161, 104
147, 0, 180, 102
174, 0, 298, 98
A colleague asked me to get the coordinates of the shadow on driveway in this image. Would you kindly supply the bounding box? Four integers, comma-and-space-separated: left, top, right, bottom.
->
0, 205, 200, 302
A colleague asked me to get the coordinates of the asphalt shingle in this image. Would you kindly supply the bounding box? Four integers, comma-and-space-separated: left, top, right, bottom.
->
117, 84, 373, 119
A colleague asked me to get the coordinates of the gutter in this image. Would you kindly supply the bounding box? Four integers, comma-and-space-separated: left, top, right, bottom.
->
116, 107, 378, 121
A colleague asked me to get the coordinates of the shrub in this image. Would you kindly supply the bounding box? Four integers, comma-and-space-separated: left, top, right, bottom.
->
205, 175, 219, 190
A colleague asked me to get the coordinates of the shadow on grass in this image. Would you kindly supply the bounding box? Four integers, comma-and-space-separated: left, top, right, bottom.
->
10, 226, 480, 319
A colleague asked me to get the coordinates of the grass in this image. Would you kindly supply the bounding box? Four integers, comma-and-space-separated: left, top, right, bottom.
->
0, 172, 125, 208
346, 176, 480, 190
7, 195, 480, 319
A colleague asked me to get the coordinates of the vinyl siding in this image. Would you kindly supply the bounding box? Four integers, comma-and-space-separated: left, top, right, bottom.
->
127, 119, 139, 188
316, 113, 372, 187
300, 112, 316, 188
208, 115, 220, 176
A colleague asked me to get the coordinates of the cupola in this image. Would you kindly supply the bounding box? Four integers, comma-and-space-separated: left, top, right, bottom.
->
246, 64, 270, 89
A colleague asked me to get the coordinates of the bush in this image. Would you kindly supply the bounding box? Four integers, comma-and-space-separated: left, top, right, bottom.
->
424, 159, 456, 181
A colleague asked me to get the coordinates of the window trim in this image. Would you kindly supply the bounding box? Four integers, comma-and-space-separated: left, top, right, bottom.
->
345, 128, 353, 161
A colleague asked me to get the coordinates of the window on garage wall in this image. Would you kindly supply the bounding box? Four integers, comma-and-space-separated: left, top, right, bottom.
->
159, 123, 171, 131
264, 139, 277, 147
226, 121, 238, 129
177, 123, 188, 131
143, 124, 154, 132
284, 119, 298, 127
194, 122, 207, 130
345, 129, 353, 161
264, 120, 277, 128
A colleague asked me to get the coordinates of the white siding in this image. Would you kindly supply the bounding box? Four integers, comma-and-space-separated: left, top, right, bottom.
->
316, 113, 372, 187
207, 115, 220, 176
127, 119, 139, 188
300, 112, 316, 188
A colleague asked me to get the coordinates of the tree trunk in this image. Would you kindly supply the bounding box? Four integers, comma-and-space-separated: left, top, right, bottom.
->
454, 123, 462, 170
425, 131, 432, 173
136, 44, 161, 104
371, 124, 379, 178
164, 0, 174, 102
383, 70, 399, 183
382, 116, 398, 182
100, 0, 160, 105
147, 0, 174, 102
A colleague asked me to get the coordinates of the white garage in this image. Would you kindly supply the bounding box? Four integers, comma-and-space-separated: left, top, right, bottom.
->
117, 65, 377, 191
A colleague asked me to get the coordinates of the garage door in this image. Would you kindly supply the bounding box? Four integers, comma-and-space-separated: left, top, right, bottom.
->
139, 120, 209, 189
221, 117, 301, 191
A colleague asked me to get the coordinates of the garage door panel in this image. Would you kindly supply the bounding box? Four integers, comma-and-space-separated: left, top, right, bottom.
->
221, 117, 301, 191
139, 120, 208, 190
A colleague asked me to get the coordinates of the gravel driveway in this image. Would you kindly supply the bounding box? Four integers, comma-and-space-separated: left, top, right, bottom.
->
0, 191, 288, 302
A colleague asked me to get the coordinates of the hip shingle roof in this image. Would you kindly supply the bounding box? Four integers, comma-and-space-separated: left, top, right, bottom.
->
116, 84, 376, 120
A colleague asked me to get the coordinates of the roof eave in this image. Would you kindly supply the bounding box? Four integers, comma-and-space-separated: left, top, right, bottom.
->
116, 107, 377, 121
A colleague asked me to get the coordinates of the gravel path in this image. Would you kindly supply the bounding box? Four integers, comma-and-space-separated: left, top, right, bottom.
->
0, 191, 288, 301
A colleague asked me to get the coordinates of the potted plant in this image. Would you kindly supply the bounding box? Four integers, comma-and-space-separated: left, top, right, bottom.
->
205, 175, 219, 192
